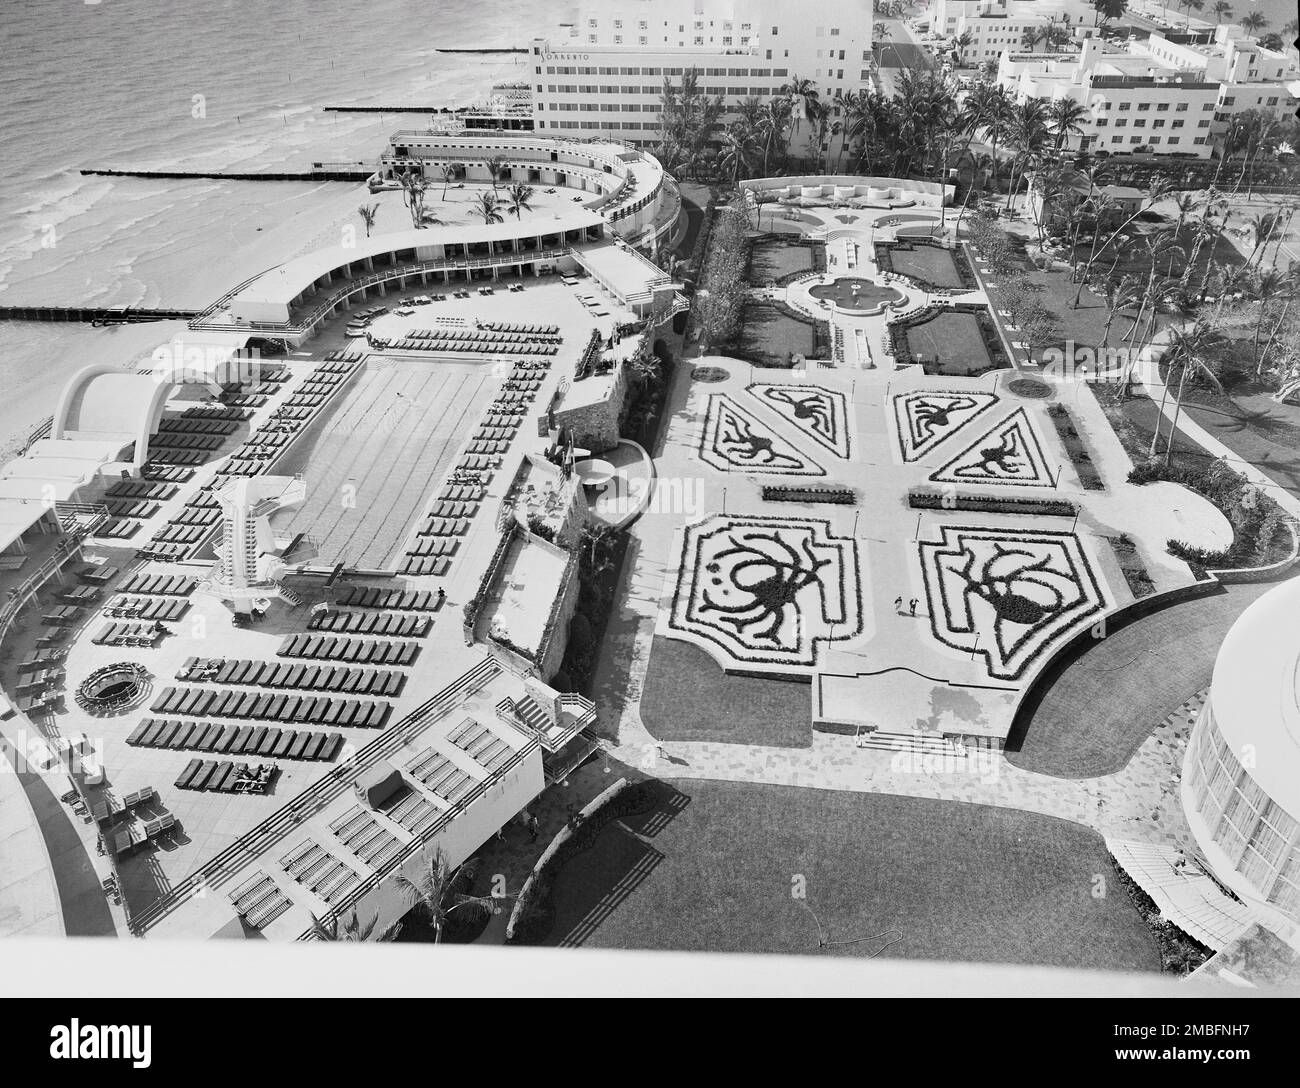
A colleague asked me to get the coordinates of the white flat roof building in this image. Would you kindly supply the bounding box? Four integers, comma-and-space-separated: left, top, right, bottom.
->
532, 0, 873, 156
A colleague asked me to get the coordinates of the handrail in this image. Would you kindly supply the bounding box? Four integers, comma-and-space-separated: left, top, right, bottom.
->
297, 730, 542, 937
194, 247, 573, 335
128, 656, 502, 933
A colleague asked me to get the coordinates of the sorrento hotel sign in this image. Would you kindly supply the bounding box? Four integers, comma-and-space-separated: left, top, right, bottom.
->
542, 51, 592, 61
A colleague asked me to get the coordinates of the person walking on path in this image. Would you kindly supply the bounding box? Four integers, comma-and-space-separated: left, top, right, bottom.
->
527, 813, 540, 843
894, 595, 903, 613
908, 598, 918, 616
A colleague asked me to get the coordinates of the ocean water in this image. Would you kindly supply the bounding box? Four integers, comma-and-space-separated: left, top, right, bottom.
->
0, 0, 573, 451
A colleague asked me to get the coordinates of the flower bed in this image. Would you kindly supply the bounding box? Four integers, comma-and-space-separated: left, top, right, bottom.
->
1105, 534, 1156, 599
725, 299, 829, 368
918, 524, 1109, 681
762, 485, 858, 505
1045, 404, 1105, 490
667, 514, 863, 670
908, 489, 1078, 517
1128, 459, 1298, 578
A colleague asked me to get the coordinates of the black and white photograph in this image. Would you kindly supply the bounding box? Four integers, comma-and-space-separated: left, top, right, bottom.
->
0, 0, 1298, 1051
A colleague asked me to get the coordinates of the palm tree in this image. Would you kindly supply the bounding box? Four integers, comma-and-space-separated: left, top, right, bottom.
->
1093, 0, 1129, 24
1178, 0, 1205, 30
1237, 210, 1282, 265
476, 191, 503, 225
506, 182, 535, 219
440, 162, 459, 200
483, 154, 508, 192
1096, 273, 1144, 346
396, 168, 428, 229
1073, 178, 1172, 306
717, 126, 757, 187
391, 848, 496, 944
1238, 12, 1269, 35
1210, 1, 1233, 24
1247, 268, 1285, 369
1152, 321, 1227, 463
357, 202, 379, 239
308, 908, 400, 942
1047, 96, 1088, 152
780, 74, 821, 138
1003, 96, 1051, 212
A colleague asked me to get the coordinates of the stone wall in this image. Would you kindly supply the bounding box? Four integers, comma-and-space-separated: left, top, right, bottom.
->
554, 366, 627, 454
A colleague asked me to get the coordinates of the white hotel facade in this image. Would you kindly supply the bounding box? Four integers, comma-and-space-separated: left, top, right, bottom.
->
530, 0, 874, 154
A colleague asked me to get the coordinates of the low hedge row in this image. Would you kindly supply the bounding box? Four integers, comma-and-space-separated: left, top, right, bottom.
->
907, 489, 1079, 517
762, 485, 857, 505
1046, 404, 1105, 490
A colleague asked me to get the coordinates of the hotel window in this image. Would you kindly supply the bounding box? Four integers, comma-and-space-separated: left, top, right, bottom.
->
837, 69, 843, 79
741, 23, 751, 31
1152, 119, 1165, 128
1193, 136, 1206, 144
614, 35, 622, 43
639, 20, 646, 29
1117, 101, 1130, 110
1133, 119, 1145, 127
838, 50, 845, 60
588, 18, 596, 27
1130, 136, 1142, 144
1222, 96, 1235, 105
1172, 119, 1184, 128
1112, 135, 1123, 143
639, 36, 647, 44
772, 27, 779, 35
695, 36, 704, 45
614, 20, 621, 28
1198, 118, 1211, 127
1148, 136, 1160, 144
1156, 102, 1169, 111
1096, 117, 1108, 126
695, 21, 703, 29
723, 37, 732, 45
1176, 101, 1188, 111
589, 34, 597, 43
1115, 118, 1127, 127
1267, 96, 1279, 106
831, 27, 840, 35
860, 69, 871, 80
1137, 102, 1150, 111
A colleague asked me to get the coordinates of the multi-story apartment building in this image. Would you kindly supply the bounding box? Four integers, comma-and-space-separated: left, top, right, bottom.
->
531, 0, 873, 156
927, 0, 1102, 67
997, 28, 1297, 158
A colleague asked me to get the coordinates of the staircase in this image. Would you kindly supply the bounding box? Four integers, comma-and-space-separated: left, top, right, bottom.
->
277, 584, 305, 607
510, 694, 553, 735
853, 729, 1003, 768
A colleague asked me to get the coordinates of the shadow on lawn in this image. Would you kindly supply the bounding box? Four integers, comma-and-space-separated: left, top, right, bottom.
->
546, 779, 691, 948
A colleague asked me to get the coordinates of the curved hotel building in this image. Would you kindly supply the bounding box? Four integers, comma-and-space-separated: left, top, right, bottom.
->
1182, 576, 1300, 934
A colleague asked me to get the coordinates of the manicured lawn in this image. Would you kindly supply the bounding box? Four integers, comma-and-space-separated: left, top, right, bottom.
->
543, 779, 1161, 971
731, 302, 818, 367
749, 235, 816, 282
880, 242, 968, 289
902, 310, 997, 376
639, 635, 812, 748
1008, 581, 1273, 778
1176, 380, 1300, 499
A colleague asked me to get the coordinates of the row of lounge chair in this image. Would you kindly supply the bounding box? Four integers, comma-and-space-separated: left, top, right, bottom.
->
321, 351, 362, 365
141, 463, 194, 483
175, 759, 278, 794
149, 431, 224, 451
334, 587, 444, 611
480, 320, 560, 335
330, 805, 404, 870
92, 622, 164, 647
156, 416, 240, 436
277, 633, 420, 666
308, 610, 431, 637
177, 656, 405, 697
119, 573, 196, 596
133, 717, 344, 762
152, 685, 392, 728
383, 337, 560, 356
104, 595, 189, 621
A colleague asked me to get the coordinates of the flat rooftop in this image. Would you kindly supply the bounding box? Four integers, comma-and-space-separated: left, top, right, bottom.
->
481, 535, 570, 657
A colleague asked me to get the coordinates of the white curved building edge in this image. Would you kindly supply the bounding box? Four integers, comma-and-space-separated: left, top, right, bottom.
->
1182, 575, 1300, 938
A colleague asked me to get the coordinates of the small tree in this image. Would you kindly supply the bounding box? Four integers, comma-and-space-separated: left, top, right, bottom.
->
357, 203, 379, 238
476, 191, 504, 225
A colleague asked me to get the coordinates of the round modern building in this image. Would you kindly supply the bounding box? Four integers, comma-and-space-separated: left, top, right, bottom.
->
1181, 575, 1300, 931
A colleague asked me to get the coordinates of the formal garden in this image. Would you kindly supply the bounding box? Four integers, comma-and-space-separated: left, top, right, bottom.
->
666, 514, 863, 672
918, 523, 1109, 682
